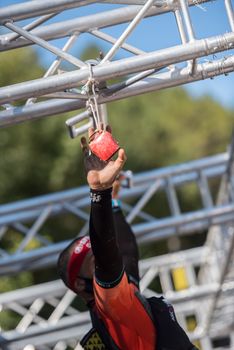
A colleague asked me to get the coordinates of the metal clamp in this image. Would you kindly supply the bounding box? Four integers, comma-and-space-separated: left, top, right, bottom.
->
65, 109, 93, 138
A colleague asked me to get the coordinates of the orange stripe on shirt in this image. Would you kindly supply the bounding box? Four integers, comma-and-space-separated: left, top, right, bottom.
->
94, 272, 156, 350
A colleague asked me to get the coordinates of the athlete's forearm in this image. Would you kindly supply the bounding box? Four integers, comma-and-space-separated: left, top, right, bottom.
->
113, 207, 139, 285
89, 188, 123, 285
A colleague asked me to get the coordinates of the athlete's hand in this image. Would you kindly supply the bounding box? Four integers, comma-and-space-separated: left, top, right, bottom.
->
81, 126, 127, 190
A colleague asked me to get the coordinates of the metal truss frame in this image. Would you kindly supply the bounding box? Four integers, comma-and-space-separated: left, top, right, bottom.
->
1, 1, 234, 349
1, 143, 234, 349
0, 0, 234, 131
0, 151, 232, 275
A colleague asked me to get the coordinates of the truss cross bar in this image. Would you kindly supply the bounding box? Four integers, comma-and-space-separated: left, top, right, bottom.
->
8, 300, 46, 328
48, 291, 76, 324
27, 33, 79, 105
198, 170, 213, 209
204, 229, 234, 332
0, 0, 97, 22
7, 13, 59, 43
174, 8, 187, 44
165, 176, 180, 216
3, 21, 86, 69
16, 205, 52, 253
62, 202, 89, 220
90, 29, 146, 55
225, 0, 234, 31
1, 55, 234, 127
101, 0, 156, 63
12, 222, 51, 246
16, 298, 45, 332
1, 31, 234, 105
178, 0, 196, 41
126, 179, 162, 223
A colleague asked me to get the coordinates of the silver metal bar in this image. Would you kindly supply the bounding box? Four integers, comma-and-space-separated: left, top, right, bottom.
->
108, 54, 234, 102
0, 153, 227, 217
178, 0, 197, 74
160, 268, 173, 292
122, 202, 156, 222
1, 31, 234, 105
0, 5, 166, 50
12, 222, 51, 246
198, 170, 213, 209
135, 202, 234, 238
106, 67, 158, 94
27, 34, 79, 105
174, 8, 187, 44
15, 299, 45, 332
0, 0, 97, 22
178, 0, 196, 41
6, 13, 59, 43
225, 0, 234, 32
204, 229, 234, 332
101, 0, 156, 63
48, 291, 76, 324
16, 206, 52, 253
62, 203, 89, 220
102, 0, 209, 4
3, 21, 86, 69
90, 29, 145, 55
1, 55, 234, 127
165, 176, 180, 216
65, 110, 93, 138
126, 179, 162, 223
140, 266, 159, 292
0, 1, 212, 51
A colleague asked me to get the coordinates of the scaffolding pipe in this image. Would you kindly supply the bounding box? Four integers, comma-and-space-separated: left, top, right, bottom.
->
0, 32, 233, 105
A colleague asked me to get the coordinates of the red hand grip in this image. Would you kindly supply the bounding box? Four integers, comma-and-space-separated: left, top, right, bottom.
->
89, 130, 120, 161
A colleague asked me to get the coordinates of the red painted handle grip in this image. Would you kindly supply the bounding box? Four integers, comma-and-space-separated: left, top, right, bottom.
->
89, 130, 120, 161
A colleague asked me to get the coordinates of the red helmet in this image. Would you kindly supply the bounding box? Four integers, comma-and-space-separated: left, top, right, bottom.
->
67, 236, 91, 290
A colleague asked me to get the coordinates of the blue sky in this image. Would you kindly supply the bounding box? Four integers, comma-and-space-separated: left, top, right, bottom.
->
2, 0, 234, 110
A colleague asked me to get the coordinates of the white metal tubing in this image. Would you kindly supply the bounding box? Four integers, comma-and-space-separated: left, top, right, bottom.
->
138, 210, 234, 243
0, 1, 212, 51
0, 0, 97, 22
0, 153, 228, 217
107, 54, 234, 101
135, 202, 234, 237
225, 0, 234, 32
26, 34, 79, 105
126, 179, 162, 223
0, 240, 70, 270
0, 99, 86, 128
0, 31, 234, 105
0, 314, 91, 349
90, 29, 146, 55
102, 0, 175, 4
7, 13, 58, 43
16, 206, 52, 253
174, 8, 187, 44
1, 55, 234, 128
204, 230, 234, 332
198, 170, 213, 208
101, 0, 156, 63
3, 21, 86, 68
0, 186, 88, 216
0, 6, 167, 50
178, 0, 195, 41
65, 110, 92, 138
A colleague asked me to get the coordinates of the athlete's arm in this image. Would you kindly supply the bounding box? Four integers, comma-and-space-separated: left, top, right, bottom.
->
89, 187, 124, 285
81, 126, 127, 286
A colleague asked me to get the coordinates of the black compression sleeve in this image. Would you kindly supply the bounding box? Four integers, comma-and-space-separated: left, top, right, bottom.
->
113, 208, 139, 286
89, 188, 124, 287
